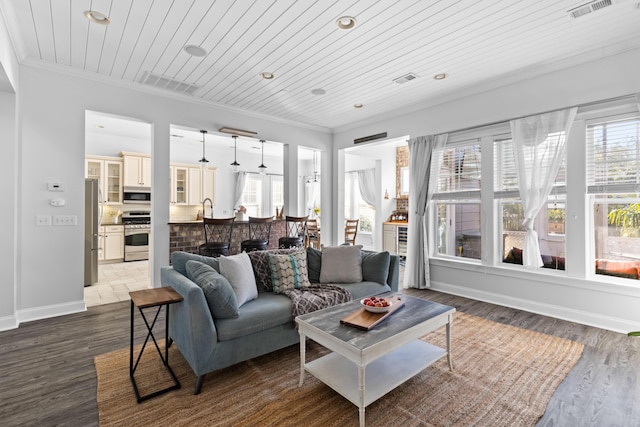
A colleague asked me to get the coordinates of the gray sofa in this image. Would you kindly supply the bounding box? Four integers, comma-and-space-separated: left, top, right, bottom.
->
161, 247, 400, 394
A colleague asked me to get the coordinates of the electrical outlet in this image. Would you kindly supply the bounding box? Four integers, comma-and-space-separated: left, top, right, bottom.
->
36, 215, 52, 226
53, 215, 77, 226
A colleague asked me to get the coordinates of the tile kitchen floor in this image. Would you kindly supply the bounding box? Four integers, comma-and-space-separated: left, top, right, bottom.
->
84, 260, 150, 307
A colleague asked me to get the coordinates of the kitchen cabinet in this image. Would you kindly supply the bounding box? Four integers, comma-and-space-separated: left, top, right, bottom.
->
85, 156, 123, 204
100, 225, 124, 262
122, 152, 151, 187
170, 166, 189, 205
383, 222, 408, 256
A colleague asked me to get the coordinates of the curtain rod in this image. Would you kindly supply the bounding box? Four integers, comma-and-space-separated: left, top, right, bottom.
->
433, 94, 637, 137
244, 171, 283, 177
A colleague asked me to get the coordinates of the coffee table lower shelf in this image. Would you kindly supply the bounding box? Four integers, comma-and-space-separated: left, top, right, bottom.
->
305, 340, 446, 409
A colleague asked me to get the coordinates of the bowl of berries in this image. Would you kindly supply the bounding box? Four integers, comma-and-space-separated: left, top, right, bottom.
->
360, 296, 392, 313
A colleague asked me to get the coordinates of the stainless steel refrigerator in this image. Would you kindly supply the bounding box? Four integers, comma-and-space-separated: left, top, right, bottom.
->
84, 178, 102, 286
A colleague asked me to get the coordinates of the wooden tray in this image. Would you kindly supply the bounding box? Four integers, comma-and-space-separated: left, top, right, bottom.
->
340, 295, 405, 330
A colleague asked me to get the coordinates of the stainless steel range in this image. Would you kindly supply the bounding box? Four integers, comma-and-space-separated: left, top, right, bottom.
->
122, 211, 151, 262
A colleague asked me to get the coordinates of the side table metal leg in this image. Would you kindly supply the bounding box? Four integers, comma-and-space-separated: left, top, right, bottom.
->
129, 300, 134, 377
447, 313, 454, 371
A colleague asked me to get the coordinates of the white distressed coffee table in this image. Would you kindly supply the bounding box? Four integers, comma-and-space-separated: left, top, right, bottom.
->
296, 294, 455, 427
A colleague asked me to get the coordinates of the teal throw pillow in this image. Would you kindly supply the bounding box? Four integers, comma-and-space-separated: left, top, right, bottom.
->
185, 260, 239, 319
172, 251, 220, 276
361, 250, 391, 285
267, 250, 311, 294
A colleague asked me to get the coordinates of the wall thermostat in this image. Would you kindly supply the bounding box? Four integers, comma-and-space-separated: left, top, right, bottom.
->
48, 182, 65, 191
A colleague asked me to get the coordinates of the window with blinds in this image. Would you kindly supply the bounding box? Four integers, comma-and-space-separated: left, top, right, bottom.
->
434, 142, 481, 200
494, 137, 567, 199
587, 116, 640, 194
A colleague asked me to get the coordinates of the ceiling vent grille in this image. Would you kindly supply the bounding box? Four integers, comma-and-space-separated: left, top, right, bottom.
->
139, 71, 200, 95
568, 0, 617, 19
393, 73, 419, 84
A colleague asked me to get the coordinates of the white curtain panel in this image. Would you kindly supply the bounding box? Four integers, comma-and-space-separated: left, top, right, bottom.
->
357, 168, 377, 207
232, 171, 247, 211
404, 134, 447, 289
305, 180, 320, 215
511, 107, 577, 267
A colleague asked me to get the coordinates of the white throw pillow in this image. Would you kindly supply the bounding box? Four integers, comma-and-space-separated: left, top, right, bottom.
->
319, 245, 363, 284
219, 252, 258, 307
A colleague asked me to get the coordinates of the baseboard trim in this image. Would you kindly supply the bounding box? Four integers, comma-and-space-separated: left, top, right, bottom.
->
17, 300, 87, 324
0, 314, 18, 331
430, 280, 640, 334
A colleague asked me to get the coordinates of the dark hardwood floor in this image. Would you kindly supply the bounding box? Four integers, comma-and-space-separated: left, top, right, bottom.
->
1, 290, 639, 426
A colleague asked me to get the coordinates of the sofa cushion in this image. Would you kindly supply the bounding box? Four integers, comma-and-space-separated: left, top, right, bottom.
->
219, 252, 258, 307
171, 251, 219, 276
361, 250, 391, 285
306, 247, 322, 283
185, 260, 239, 319
334, 281, 391, 300
320, 245, 363, 284
267, 250, 311, 294
214, 293, 294, 341
247, 247, 301, 292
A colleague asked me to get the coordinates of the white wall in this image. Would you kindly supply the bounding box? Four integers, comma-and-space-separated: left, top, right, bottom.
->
333, 48, 640, 332
8, 63, 330, 329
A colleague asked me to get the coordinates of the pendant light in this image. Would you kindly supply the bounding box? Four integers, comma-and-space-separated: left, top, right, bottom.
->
258, 139, 267, 174
198, 130, 209, 169
230, 135, 240, 173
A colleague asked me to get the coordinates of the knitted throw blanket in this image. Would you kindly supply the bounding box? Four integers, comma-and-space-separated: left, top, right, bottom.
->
282, 284, 352, 317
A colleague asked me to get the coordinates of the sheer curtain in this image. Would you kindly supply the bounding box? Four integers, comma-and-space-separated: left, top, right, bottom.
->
357, 168, 376, 206
232, 171, 247, 212
404, 134, 447, 289
511, 107, 577, 267
305, 180, 320, 216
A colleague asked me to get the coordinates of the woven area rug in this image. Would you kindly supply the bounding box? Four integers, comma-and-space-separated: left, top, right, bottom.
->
95, 312, 583, 426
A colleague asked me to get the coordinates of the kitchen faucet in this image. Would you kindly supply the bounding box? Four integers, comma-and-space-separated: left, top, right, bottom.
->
202, 198, 213, 219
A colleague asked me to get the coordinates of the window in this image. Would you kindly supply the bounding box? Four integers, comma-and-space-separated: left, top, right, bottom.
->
494, 137, 567, 269
433, 142, 482, 259
588, 116, 640, 280
345, 172, 375, 233
271, 175, 284, 214
241, 174, 262, 217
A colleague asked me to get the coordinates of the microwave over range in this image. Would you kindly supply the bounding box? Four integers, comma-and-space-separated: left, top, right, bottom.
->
123, 186, 151, 204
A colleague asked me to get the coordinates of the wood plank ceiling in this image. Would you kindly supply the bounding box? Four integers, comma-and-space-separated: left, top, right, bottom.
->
4, 0, 640, 130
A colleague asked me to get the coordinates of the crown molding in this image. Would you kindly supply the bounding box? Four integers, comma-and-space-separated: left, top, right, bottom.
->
20, 58, 333, 135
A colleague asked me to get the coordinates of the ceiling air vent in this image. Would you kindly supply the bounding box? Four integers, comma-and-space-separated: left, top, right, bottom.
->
393, 73, 419, 84
138, 71, 200, 95
568, 0, 618, 19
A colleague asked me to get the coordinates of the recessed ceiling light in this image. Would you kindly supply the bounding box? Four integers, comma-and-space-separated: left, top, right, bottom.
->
434, 73, 448, 80
84, 11, 111, 25
354, 103, 363, 109
184, 45, 207, 57
260, 71, 275, 80
311, 88, 326, 95
336, 16, 357, 30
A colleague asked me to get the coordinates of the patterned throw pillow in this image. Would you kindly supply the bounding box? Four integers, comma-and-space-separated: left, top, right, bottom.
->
248, 248, 301, 292
267, 250, 311, 294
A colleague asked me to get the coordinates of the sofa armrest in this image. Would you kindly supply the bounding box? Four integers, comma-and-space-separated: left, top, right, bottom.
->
161, 267, 218, 377
388, 255, 400, 292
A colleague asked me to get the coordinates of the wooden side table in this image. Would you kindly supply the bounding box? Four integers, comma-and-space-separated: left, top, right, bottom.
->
129, 286, 183, 403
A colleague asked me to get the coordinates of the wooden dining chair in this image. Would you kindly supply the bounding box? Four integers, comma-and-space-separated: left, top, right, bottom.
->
305, 218, 321, 249
344, 219, 359, 245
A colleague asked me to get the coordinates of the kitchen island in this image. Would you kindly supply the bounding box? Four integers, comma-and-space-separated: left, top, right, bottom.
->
168, 219, 287, 257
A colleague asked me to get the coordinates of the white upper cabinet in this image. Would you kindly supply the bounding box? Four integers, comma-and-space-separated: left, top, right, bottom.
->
85, 156, 123, 204
121, 152, 151, 187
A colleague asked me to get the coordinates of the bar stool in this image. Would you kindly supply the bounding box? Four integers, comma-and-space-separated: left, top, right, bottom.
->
278, 215, 308, 249
241, 217, 273, 252
199, 217, 235, 257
